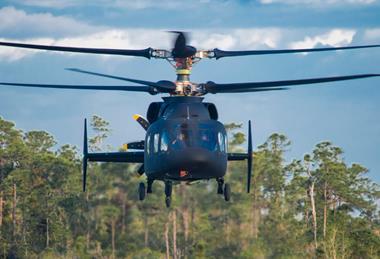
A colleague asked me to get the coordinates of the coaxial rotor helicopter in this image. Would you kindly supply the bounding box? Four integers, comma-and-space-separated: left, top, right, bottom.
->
1, 32, 379, 207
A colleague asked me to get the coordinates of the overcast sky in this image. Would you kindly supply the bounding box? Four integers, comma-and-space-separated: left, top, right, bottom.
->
0, 0, 379, 182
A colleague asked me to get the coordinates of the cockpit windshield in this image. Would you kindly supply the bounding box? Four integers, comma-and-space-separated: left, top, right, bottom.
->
168, 124, 225, 152
198, 130, 218, 151
171, 129, 192, 149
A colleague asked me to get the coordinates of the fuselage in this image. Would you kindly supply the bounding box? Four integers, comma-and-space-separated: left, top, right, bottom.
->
144, 96, 227, 181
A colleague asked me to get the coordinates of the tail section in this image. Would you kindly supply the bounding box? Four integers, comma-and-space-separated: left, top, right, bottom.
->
226, 120, 253, 193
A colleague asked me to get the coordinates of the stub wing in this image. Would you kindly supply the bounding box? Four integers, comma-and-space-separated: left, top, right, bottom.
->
86, 151, 144, 163
228, 153, 249, 161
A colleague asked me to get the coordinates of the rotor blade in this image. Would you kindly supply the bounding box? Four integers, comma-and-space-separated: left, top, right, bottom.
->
173, 31, 187, 51
0, 41, 153, 58
0, 82, 157, 94
205, 74, 380, 93
170, 31, 197, 58
66, 68, 176, 92
213, 44, 380, 59
218, 87, 289, 93
67, 68, 159, 86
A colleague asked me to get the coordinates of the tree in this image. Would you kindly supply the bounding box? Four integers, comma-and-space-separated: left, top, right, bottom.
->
89, 115, 111, 152
0, 116, 379, 258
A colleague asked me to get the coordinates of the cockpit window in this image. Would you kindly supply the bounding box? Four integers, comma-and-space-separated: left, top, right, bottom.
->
146, 135, 150, 154
153, 133, 159, 153
225, 134, 228, 152
218, 132, 226, 152
169, 123, 227, 152
199, 130, 218, 151
172, 129, 192, 149
160, 131, 169, 152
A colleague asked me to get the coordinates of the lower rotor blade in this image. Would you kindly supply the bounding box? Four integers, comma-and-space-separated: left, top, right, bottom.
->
205, 74, 380, 93
67, 68, 158, 86
213, 44, 380, 59
0, 41, 153, 58
0, 82, 156, 94
67, 68, 176, 92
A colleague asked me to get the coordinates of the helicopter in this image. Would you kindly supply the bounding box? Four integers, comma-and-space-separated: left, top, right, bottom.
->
1, 32, 380, 207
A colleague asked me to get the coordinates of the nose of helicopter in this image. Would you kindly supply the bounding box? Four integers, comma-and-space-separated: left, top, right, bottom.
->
165, 147, 227, 179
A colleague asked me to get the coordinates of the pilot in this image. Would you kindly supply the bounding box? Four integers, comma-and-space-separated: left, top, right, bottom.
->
172, 132, 186, 149
201, 133, 209, 142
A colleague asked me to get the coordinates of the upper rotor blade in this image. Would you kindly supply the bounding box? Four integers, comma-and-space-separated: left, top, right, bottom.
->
205, 74, 380, 93
66, 68, 176, 92
213, 44, 380, 59
0, 41, 153, 58
0, 82, 156, 94
217, 87, 289, 93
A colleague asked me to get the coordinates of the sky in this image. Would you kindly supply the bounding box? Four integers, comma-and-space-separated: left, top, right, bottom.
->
0, 0, 379, 183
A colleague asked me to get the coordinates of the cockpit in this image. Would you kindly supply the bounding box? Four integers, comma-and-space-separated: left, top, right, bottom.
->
146, 123, 227, 155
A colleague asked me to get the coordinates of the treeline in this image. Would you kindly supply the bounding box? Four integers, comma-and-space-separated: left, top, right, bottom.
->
0, 115, 379, 258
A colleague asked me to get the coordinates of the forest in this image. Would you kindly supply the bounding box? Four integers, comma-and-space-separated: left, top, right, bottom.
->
0, 115, 379, 259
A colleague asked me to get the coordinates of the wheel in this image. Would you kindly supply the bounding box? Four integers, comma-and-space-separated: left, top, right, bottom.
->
138, 182, 146, 201
224, 183, 231, 201
165, 197, 171, 208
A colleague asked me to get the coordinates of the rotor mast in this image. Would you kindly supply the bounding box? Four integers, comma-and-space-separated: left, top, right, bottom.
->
151, 47, 210, 96
175, 57, 192, 82
173, 57, 193, 95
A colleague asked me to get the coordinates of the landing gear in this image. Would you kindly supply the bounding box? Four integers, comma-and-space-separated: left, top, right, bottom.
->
217, 178, 224, 194
216, 178, 231, 202
224, 183, 231, 201
147, 178, 154, 193
138, 179, 173, 207
165, 197, 171, 208
138, 182, 146, 201
164, 181, 173, 208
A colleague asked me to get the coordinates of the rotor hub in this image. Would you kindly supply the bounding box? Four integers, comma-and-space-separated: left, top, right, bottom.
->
171, 57, 198, 96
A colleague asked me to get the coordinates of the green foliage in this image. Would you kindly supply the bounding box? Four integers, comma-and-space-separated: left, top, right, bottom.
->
0, 116, 379, 258
89, 115, 111, 151
24, 131, 57, 153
